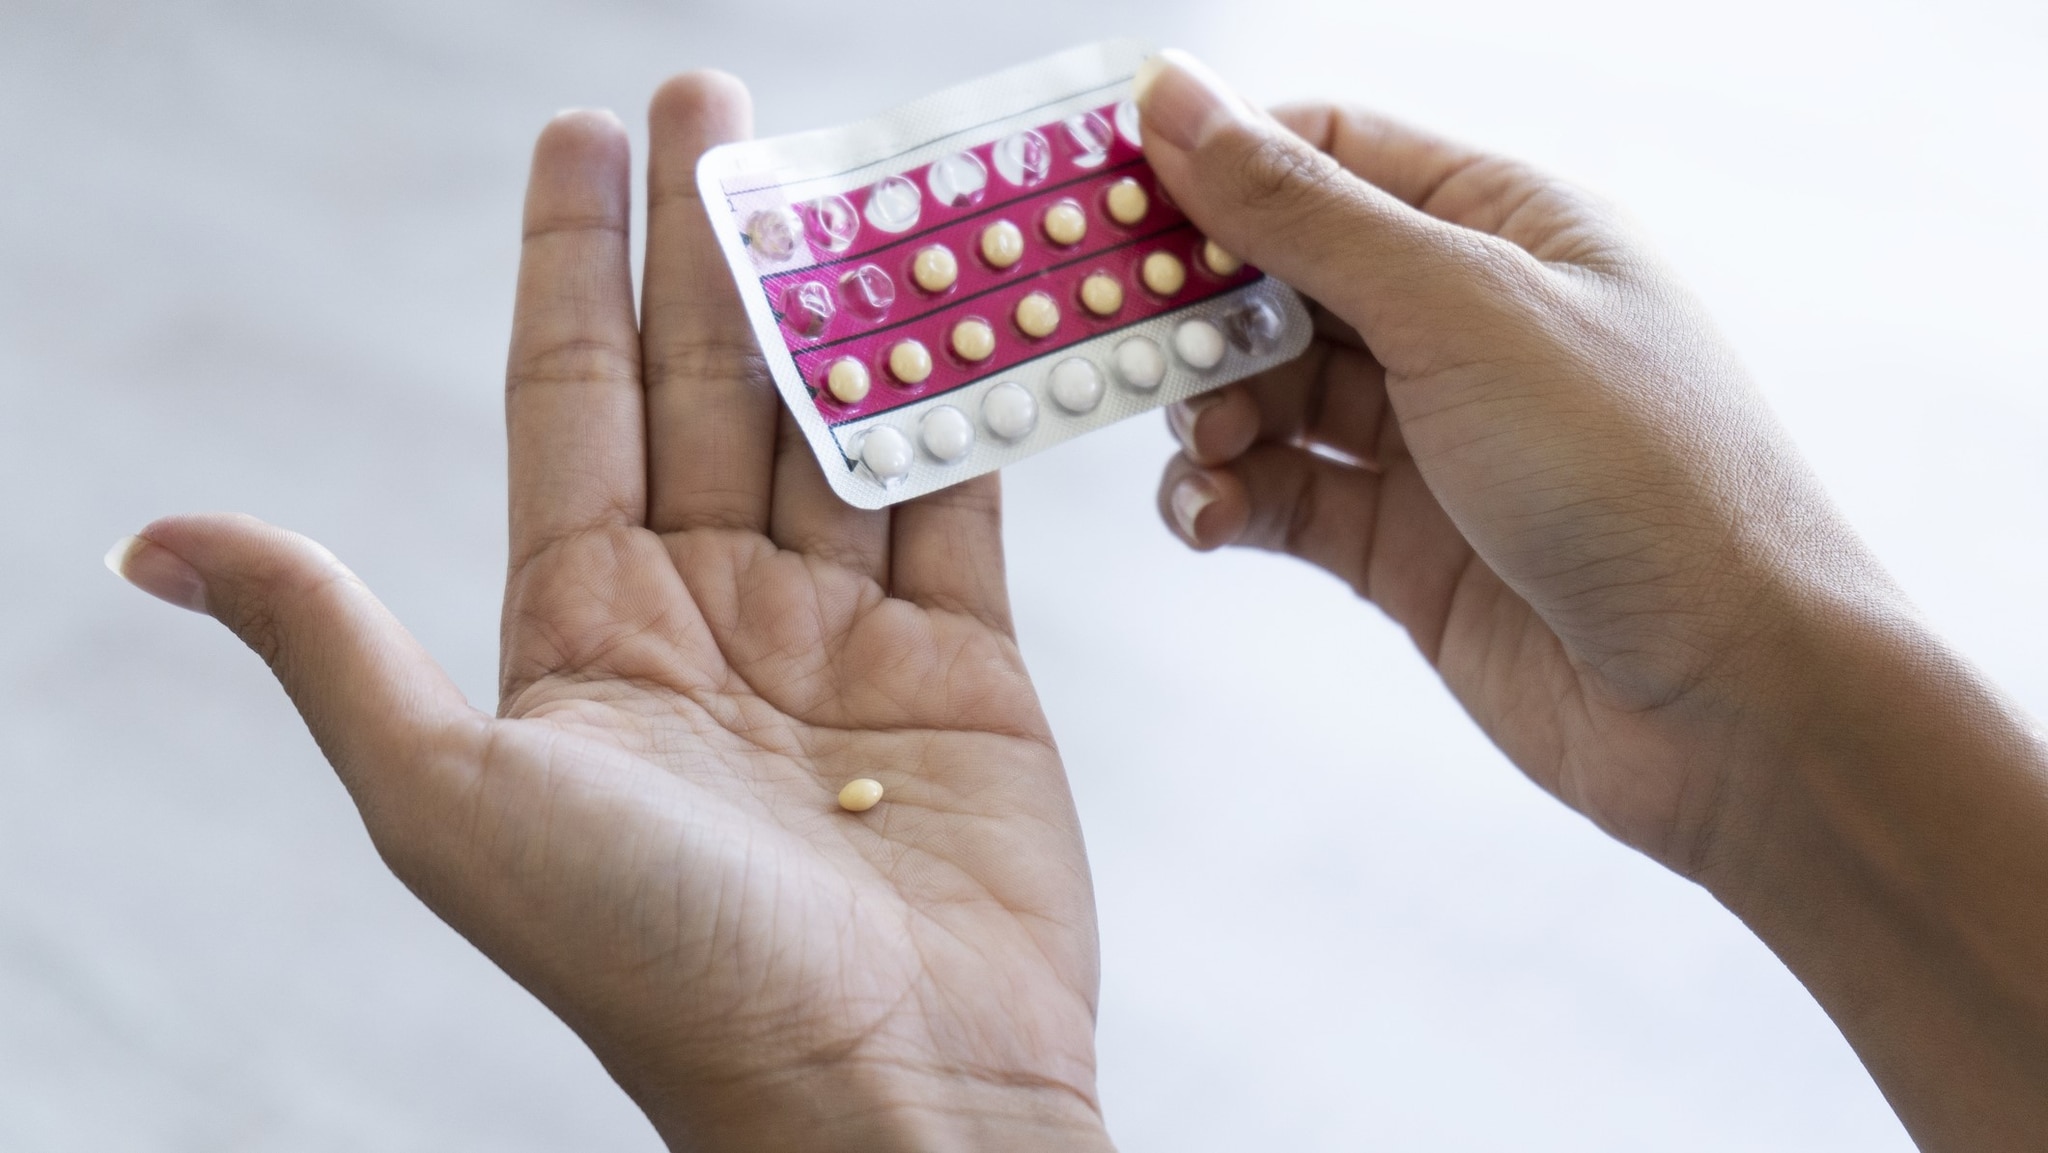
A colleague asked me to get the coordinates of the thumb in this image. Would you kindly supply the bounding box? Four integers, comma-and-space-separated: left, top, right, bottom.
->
105, 513, 481, 809
1134, 50, 1537, 359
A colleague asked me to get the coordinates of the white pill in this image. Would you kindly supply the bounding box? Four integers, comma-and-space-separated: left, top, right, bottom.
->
858, 425, 913, 482
981, 381, 1038, 441
1048, 357, 1104, 414
920, 405, 974, 462
1112, 337, 1167, 391
1174, 319, 1227, 371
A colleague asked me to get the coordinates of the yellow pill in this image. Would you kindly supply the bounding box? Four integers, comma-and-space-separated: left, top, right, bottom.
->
980, 220, 1024, 269
825, 357, 870, 404
1105, 178, 1149, 225
1015, 292, 1060, 338
912, 244, 959, 292
888, 339, 932, 384
1202, 239, 1244, 276
1042, 201, 1087, 246
1141, 250, 1187, 297
1079, 273, 1123, 316
838, 778, 885, 812
951, 318, 996, 361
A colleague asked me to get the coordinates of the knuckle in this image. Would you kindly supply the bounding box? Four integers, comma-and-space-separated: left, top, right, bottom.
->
1233, 134, 1344, 219
507, 337, 639, 394
646, 332, 769, 392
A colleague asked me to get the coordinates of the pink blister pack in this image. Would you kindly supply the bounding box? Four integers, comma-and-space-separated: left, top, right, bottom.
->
696, 40, 1310, 509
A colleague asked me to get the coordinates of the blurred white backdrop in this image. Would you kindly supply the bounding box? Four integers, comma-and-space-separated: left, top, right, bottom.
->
3, 0, 2044, 1148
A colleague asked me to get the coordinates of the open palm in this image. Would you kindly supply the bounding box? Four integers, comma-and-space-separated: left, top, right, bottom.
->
119, 75, 1107, 1150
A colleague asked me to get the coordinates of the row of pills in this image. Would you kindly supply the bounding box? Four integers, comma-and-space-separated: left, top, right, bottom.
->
850, 312, 1251, 482
782, 177, 1219, 344
816, 239, 1246, 406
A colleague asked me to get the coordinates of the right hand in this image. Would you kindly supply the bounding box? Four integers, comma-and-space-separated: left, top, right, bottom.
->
1136, 50, 1890, 876
1135, 50, 2048, 1151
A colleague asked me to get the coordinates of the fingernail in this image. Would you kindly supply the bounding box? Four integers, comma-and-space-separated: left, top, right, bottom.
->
1166, 391, 1225, 453
1134, 49, 1255, 152
1170, 475, 1218, 543
553, 107, 621, 124
105, 535, 208, 613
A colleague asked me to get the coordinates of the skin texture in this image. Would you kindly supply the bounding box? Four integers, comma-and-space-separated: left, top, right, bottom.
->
108, 52, 2048, 1152
113, 79, 1113, 1152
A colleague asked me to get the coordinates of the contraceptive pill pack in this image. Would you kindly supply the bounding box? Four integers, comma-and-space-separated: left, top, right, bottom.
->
696, 40, 1310, 509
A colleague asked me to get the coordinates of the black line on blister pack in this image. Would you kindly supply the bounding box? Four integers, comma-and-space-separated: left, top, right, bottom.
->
797, 218, 1205, 357
719, 78, 1130, 196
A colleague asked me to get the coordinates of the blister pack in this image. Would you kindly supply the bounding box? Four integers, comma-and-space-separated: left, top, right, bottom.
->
695, 40, 1310, 509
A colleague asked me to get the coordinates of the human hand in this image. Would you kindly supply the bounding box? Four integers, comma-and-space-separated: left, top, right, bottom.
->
1135, 51, 2048, 1149
106, 76, 1110, 1153
1136, 51, 1889, 875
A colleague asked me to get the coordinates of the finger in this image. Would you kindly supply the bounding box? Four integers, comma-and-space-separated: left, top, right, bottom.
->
1159, 445, 1474, 658
1168, 340, 1389, 467
768, 407, 889, 580
889, 473, 1011, 635
642, 71, 777, 535
1135, 50, 1542, 366
105, 515, 481, 807
1269, 103, 1616, 259
506, 110, 643, 574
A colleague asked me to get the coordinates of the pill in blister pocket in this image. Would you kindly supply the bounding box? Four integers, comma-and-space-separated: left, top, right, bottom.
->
889, 339, 933, 384
1114, 337, 1166, 390
860, 425, 914, 480
1174, 319, 1226, 370
826, 358, 871, 403
1105, 178, 1148, 225
1141, 251, 1187, 296
1079, 273, 1123, 316
982, 381, 1038, 440
981, 221, 1025, 269
1042, 201, 1087, 246
1015, 292, 1060, 338
1202, 239, 1243, 276
912, 245, 958, 292
1049, 358, 1105, 414
952, 318, 997, 361
921, 405, 975, 462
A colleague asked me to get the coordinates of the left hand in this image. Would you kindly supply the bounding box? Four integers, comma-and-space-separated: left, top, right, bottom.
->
108, 75, 1112, 1153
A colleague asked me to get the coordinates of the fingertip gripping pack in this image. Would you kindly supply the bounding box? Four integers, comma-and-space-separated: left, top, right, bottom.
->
696, 40, 1309, 509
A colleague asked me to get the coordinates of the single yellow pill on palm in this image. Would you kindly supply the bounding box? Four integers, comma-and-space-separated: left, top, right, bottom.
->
951, 318, 996, 361
980, 220, 1025, 268
1104, 178, 1148, 225
838, 778, 885, 812
1079, 273, 1124, 316
825, 357, 870, 404
1202, 239, 1244, 276
1015, 292, 1060, 338
912, 244, 959, 292
1141, 250, 1187, 296
888, 339, 932, 384
1042, 201, 1087, 246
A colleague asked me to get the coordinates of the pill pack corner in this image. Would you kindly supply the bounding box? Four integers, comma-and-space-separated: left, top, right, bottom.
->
695, 39, 1310, 509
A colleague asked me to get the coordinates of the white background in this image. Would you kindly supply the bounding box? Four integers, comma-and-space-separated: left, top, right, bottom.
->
3, 0, 2043, 1148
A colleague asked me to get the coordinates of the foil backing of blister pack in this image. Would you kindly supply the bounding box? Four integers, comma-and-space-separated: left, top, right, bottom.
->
695, 39, 1311, 509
